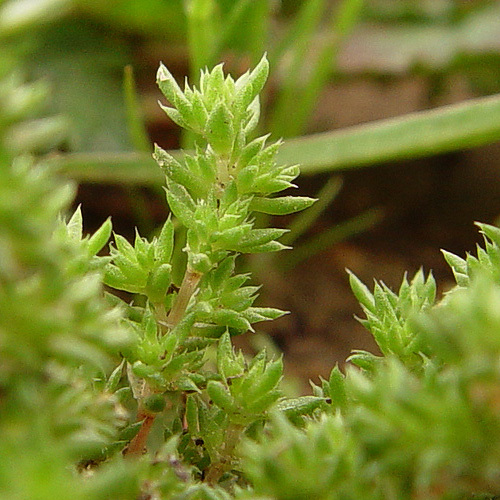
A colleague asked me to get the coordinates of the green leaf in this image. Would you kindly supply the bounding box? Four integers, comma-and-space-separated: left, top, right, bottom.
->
66, 205, 83, 240
157, 66, 193, 125
243, 307, 287, 323
239, 240, 290, 253
477, 222, 500, 248
204, 62, 225, 106
276, 396, 326, 420
207, 380, 235, 413
346, 350, 381, 373
113, 233, 136, 260
143, 394, 166, 413
247, 389, 282, 414
205, 102, 234, 154
185, 395, 200, 434
157, 63, 186, 106
118, 421, 143, 442
158, 103, 189, 129
155, 217, 174, 264
177, 375, 201, 393
250, 196, 317, 215
217, 331, 244, 379
105, 258, 146, 290
211, 256, 237, 288
235, 54, 269, 111
154, 144, 207, 198
87, 217, 112, 256
247, 357, 283, 402
165, 183, 196, 229
189, 90, 209, 131
211, 224, 252, 248
328, 365, 347, 411
188, 252, 213, 274
146, 263, 172, 302
212, 309, 252, 332
105, 359, 125, 393
236, 228, 288, 250
347, 270, 375, 312
103, 265, 132, 292
236, 164, 259, 193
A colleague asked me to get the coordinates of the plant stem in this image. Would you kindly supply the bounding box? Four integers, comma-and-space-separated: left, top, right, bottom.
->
124, 268, 202, 458
166, 268, 202, 327
124, 410, 156, 457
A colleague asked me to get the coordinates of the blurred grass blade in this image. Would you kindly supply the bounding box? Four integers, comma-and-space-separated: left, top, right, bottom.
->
269, 0, 326, 68
334, 0, 365, 36
50, 152, 163, 184
289, 0, 364, 136
209, 0, 251, 62
50, 92, 500, 183
268, 0, 327, 137
123, 65, 150, 153
211, 0, 269, 66
273, 0, 365, 138
245, 0, 271, 65
282, 207, 383, 271
185, 0, 218, 82
0, 0, 72, 36
282, 92, 500, 174
282, 176, 342, 246
183, 0, 217, 149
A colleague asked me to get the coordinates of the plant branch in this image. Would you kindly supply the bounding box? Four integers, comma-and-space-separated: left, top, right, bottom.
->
166, 268, 202, 328
124, 410, 156, 457
124, 268, 202, 458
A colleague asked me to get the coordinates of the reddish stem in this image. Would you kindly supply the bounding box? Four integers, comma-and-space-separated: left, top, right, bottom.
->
124, 411, 156, 457
124, 269, 202, 458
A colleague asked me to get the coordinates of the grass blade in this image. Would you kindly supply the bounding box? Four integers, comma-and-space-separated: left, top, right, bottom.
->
281, 176, 342, 245
268, 0, 327, 138
184, 0, 218, 82
281, 92, 500, 174
123, 65, 150, 153
50, 92, 500, 182
282, 207, 383, 270
290, 0, 365, 136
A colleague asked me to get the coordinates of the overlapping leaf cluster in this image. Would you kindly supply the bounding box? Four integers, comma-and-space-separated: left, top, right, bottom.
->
239, 224, 500, 500
193, 255, 285, 336
154, 55, 315, 273
104, 218, 174, 306
347, 268, 436, 371
0, 157, 140, 498
95, 55, 320, 490
443, 222, 500, 286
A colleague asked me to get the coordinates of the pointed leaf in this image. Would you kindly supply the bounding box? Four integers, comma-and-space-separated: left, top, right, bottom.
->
87, 217, 112, 256
156, 217, 174, 263
250, 196, 316, 215
205, 102, 234, 154
207, 380, 235, 413
347, 270, 375, 312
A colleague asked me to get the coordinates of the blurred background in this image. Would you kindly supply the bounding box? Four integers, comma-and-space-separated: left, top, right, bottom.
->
2, 0, 500, 386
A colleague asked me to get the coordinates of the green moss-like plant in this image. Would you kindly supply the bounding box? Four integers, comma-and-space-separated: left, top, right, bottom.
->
3, 55, 500, 500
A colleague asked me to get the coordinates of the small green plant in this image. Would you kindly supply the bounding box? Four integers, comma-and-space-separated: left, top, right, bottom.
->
5, 54, 500, 500
104, 55, 316, 471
